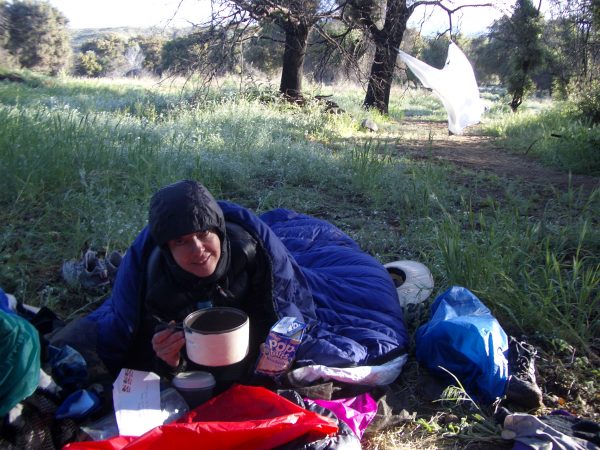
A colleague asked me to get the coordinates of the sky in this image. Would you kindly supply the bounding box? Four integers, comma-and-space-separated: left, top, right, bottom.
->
47, 0, 213, 29
47, 0, 514, 35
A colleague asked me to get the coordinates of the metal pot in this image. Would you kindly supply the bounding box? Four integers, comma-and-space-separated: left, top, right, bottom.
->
183, 307, 249, 367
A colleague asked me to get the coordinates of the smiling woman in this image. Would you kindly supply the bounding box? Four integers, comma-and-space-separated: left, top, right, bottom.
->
149, 182, 225, 280
167, 230, 222, 278
49, 179, 409, 390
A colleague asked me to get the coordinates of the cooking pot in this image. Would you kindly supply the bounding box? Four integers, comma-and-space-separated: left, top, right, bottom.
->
183, 307, 249, 367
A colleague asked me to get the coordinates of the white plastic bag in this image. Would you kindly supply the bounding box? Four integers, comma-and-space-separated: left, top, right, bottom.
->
287, 354, 408, 386
398, 41, 484, 135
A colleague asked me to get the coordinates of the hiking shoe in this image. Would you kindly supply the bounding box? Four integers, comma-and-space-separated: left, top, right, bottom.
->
105, 251, 123, 283
505, 375, 543, 409
80, 250, 109, 290
61, 250, 110, 291
508, 337, 538, 385
504, 337, 543, 409
62, 259, 82, 288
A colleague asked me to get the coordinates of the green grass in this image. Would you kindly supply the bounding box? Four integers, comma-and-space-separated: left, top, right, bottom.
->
482, 97, 600, 176
2, 75, 598, 351
0, 75, 599, 446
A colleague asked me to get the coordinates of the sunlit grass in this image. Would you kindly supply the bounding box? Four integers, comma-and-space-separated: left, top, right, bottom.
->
482, 97, 600, 175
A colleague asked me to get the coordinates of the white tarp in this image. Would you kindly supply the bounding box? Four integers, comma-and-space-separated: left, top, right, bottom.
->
398, 41, 485, 135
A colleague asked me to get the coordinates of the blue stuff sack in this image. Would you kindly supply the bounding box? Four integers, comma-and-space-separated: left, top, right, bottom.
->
55, 388, 101, 420
415, 286, 509, 404
47, 344, 88, 390
0, 287, 14, 315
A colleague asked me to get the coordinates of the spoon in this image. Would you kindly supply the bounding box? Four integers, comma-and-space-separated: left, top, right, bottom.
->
152, 315, 184, 331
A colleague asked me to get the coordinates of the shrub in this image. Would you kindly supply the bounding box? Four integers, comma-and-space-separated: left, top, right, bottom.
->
76, 50, 102, 77
575, 80, 600, 124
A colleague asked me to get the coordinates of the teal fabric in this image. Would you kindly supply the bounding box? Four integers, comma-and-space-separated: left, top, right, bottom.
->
0, 311, 41, 416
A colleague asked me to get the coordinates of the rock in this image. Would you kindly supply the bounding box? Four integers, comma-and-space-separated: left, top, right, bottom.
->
360, 118, 378, 132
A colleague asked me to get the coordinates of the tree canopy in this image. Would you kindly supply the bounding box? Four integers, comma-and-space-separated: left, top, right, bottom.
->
3, 0, 599, 122
4, 0, 71, 74
482, 0, 544, 111
208, 0, 344, 98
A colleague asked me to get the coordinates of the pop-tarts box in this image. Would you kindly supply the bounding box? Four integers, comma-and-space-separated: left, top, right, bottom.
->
255, 317, 306, 376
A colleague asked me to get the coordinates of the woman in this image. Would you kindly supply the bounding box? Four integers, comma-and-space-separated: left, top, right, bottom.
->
134, 180, 275, 374
53, 180, 409, 383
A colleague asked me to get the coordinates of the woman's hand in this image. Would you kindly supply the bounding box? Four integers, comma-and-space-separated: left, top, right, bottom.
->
152, 323, 185, 368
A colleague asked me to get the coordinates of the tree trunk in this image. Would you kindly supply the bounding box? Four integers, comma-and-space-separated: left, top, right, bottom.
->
509, 60, 531, 112
279, 21, 310, 99
364, 43, 401, 113
364, 0, 410, 114
509, 84, 524, 112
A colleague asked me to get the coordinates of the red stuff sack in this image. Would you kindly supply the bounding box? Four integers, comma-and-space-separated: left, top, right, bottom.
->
64, 384, 338, 450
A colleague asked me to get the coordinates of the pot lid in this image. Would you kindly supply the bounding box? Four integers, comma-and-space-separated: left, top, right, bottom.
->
172, 371, 216, 390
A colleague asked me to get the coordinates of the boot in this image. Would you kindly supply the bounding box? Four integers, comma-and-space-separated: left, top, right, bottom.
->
504, 336, 543, 410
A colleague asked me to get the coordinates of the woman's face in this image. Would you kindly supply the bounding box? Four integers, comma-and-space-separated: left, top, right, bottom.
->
167, 230, 221, 278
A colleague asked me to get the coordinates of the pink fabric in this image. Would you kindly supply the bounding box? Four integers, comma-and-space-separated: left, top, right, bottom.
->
307, 393, 378, 439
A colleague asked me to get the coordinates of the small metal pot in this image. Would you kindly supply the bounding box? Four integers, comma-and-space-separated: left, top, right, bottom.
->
183, 307, 249, 367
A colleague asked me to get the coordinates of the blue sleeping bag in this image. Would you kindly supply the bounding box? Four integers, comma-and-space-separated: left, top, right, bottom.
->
87, 202, 409, 371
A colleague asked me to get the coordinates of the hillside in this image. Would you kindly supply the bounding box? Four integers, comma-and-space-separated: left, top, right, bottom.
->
69, 26, 192, 49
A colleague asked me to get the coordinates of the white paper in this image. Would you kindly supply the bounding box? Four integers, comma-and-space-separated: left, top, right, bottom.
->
113, 368, 167, 437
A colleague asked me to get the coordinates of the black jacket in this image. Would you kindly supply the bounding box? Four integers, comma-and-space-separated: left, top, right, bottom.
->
127, 222, 275, 377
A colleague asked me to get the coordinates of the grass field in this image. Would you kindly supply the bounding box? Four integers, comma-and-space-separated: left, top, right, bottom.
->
0, 73, 598, 448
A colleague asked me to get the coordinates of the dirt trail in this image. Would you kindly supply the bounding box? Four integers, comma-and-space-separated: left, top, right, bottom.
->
395, 119, 599, 195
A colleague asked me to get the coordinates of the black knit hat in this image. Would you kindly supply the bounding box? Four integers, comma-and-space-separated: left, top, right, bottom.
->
148, 180, 226, 246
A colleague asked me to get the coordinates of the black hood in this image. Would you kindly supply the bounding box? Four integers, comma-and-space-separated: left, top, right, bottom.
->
147, 180, 230, 286
149, 180, 226, 246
